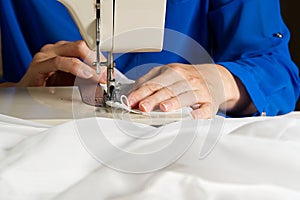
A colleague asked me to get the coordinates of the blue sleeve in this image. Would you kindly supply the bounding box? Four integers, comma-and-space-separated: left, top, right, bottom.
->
0, 0, 82, 82
209, 0, 300, 116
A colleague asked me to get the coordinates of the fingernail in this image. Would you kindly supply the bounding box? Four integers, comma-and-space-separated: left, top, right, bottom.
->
161, 101, 172, 111
82, 69, 93, 78
140, 101, 151, 112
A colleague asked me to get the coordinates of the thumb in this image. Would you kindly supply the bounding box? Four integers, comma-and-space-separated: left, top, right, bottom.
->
191, 103, 216, 119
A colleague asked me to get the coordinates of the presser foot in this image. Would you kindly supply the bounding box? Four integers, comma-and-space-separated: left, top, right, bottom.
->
78, 82, 104, 107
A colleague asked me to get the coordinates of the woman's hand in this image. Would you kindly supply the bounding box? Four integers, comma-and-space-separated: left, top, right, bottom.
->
127, 63, 256, 119
17, 40, 106, 87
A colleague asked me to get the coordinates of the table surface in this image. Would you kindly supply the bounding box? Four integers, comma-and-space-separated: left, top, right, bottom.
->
0, 87, 191, 126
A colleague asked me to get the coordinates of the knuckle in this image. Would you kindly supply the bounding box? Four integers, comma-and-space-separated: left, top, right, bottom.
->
74, 41, 87, 53
163, 87, 175, 98
40, 44, 54, 52
167, 63, 184, 71
69, 58, 83, 69
52, 56, 63, 70
53, 57, 82, 72
144, 83, 160, 93
74, 40, 86, 48
187, 75, 200, 86
32, 52, 46, 61
130, 91, 143, 103
55, 40, 68, 45
73, 41, 89, 57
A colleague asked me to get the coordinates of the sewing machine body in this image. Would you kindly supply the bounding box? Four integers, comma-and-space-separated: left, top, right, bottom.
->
57, 0, 167, 52
57, 0, 167, 101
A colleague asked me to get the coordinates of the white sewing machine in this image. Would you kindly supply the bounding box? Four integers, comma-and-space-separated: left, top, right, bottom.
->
0, 1, 193, 126
57, 0, 167, 102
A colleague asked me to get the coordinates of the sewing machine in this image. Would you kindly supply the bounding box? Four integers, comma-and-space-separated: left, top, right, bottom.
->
0, 1, 196, 126
57, 0, 167, 103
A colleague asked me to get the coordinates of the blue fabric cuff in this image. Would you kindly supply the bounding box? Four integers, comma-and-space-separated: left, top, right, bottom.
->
216, 61, 267, 116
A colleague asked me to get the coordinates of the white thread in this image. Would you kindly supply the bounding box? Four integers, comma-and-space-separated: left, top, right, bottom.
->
106, 95, 142, 114
120, 95, 143, 114
120, 95, 130, 108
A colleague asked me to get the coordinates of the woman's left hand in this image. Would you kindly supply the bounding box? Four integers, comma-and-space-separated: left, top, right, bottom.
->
127, 63, 255, 119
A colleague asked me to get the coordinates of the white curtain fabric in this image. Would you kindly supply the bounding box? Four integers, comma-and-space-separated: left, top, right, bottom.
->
0, 113, 300, 200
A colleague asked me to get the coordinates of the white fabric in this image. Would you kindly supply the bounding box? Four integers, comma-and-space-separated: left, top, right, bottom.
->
0, 113, 300, 199
106, 95, 193, 117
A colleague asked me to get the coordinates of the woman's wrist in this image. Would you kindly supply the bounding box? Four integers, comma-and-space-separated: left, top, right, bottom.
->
216, 64, 256, 115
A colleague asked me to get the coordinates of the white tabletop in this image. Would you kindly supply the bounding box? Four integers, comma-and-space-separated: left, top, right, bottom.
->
0, 87, 191, 126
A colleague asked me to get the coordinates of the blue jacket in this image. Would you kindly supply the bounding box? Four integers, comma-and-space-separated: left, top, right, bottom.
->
1, 0, 299, 116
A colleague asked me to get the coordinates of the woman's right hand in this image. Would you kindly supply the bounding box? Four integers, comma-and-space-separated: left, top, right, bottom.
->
17, 40, 106, 87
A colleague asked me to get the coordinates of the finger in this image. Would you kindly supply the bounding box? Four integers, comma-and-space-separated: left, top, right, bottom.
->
137, 80, 193, 112
53, 41, 107, 82
127, 82, 164, 108
159, 88, 214, 112
38, 56, 100, 80
41, 41, 107, 68
159, 90, 199, 112
43, 41, 95, 65
66, 41, 107, 67
53, 41, 90, 57
191, 103, 216, 119
31, 52, 53, 63
98, 69, 107, 83
55, 40, 70, 46
87, 51, 107, 68
128, 67, 181, 107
